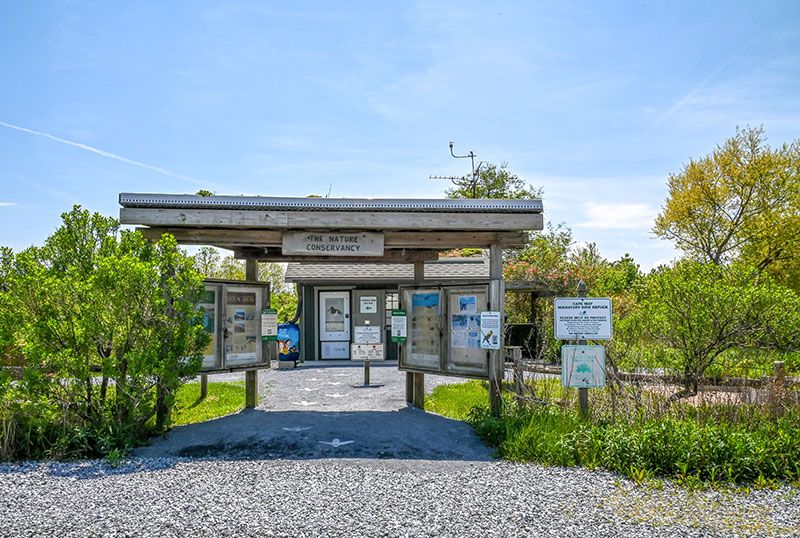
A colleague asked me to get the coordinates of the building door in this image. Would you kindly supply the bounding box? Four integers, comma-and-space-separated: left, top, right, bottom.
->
319, 291, 350, 359
352, 290, 384, 352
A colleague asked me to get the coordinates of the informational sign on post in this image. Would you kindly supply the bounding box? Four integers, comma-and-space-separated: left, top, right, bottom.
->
351, 343, 385, 361
479, 311, 501, 350
354, 325, 381, 344
260, 308, 278, 341
554, 298, 612, 340
561, 345, 606, 388
391, 309, 407, 342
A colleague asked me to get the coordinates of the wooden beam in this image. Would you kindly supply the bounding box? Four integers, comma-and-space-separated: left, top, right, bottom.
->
387, 231, 528, 249
137, 227, 283, 245
121, 208, 543, 232
233, 248, 441, 263
137, 227, 530, 249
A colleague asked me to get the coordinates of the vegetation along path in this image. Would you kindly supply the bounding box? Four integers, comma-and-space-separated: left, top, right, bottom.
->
1, 362, 798, 537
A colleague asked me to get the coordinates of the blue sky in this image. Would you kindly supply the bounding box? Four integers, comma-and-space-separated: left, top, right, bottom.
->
1, 1, 798, 271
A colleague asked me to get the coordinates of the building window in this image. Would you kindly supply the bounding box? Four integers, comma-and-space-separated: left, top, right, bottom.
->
385, 292, 399, 327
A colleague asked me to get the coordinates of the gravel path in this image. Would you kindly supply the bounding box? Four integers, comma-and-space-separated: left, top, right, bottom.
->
2, 361, 799, 537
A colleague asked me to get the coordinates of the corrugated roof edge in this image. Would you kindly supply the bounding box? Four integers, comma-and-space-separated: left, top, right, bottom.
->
118, 193, 543, 213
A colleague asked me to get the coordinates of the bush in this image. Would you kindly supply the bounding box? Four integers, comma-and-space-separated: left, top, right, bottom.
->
0, 206, 209, 461
464, 401, 800, 485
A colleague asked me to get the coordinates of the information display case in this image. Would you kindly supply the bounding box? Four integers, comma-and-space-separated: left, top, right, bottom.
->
197, 280, 271, 372
399, 285, 491, 379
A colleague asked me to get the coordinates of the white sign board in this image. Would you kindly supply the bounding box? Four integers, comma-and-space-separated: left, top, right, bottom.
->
260, 308, 278, 341
554, 297, 612, 340
391, 309, 407, 342
354, 325, 382, 344
282, 231, 384, 256
561, 345, 606, 388
479, 311, 501, 350
360, 296, 378, 314
351, 343, 385, 361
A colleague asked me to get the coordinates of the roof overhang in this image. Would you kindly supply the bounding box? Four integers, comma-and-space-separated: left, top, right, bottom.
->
119, 193, 543, 262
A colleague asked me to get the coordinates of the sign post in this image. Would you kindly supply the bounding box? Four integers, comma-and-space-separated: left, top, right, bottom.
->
352, 321, 383, 386
554, 281, 612, 418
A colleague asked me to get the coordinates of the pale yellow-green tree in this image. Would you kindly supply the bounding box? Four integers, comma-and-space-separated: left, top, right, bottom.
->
653, 126, 800, 288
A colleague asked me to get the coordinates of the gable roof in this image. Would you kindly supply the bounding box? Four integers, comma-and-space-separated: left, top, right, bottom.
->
285, 254, 490, 284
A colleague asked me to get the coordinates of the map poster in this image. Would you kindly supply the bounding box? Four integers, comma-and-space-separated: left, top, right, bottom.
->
410, 293, 440, 362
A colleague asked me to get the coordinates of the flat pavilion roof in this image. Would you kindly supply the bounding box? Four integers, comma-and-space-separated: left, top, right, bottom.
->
119, 193, 544, 263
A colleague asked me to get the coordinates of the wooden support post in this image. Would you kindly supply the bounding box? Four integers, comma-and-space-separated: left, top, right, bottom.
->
407, 260, 426, 408
200, 374, 208, 399
488, 244, 505, 416
245, 259, 258, 281
771, 360, 786, 416
364, 360, 370, 386
577, 281, 589, 418
245, 369, 258, 408
413, 372, 425, 409
510, 346, 524, 398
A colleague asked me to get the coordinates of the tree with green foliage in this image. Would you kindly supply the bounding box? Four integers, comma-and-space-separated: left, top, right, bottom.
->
0, 206, 209, 459
445, 162, 541, 200
192, 247, 297, 321
193, 246, 288, 292
634, 260, 799, 400
653, 126, 800, 289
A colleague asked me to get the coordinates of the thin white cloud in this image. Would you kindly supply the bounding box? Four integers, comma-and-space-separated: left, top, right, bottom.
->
0, 121, 215, 189
0, 202, 18, 207
576, 202, 658, 230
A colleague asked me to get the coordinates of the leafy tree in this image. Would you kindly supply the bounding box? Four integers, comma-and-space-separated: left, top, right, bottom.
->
194, 246, 221, 277
504, 223, 605, 295
191, 248, 289, 293
218, 256, 246, 280
634, 260, 798, 400
653, 126, 800, 288
594, 253, 641, 296
445, 162, 541, 200
0, 206, 209, 458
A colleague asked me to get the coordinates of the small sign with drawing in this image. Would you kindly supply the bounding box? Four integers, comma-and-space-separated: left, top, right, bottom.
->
561, 345, 606, 388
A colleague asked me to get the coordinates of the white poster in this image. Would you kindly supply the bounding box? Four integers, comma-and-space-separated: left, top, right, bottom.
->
354, 325, 381, 344
360, 296, 378, 314
479, 311, 501, 350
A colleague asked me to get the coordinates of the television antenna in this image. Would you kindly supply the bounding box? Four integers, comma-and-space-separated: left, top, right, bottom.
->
430, 141, 484, 199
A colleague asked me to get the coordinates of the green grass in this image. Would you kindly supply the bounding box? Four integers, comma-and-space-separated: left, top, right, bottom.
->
427, 381, 800, 487
425, 380, 491, 421
171, 381, 246, 426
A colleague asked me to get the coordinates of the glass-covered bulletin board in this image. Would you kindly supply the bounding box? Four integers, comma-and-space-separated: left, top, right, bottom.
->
399, 285, 491, 379
445, 287, 489, 377
401, 288, 442, 372
197, 280, 271, 372
198, 287, 220, 369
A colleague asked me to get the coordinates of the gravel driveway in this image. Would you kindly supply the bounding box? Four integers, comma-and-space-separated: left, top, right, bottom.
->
2, 361, 799, 537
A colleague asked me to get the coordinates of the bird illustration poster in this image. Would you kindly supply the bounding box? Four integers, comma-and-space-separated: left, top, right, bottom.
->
479, 311, 501, 350
324, 297, 346, 333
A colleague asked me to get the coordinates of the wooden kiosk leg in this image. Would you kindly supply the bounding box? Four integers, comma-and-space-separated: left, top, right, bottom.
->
200, 374, 208, 399
245, 369, 258, 408
406, 260, 426, 409
244, 259, 259, 409
413, 373, 425, 409
488, 244, 505, 416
